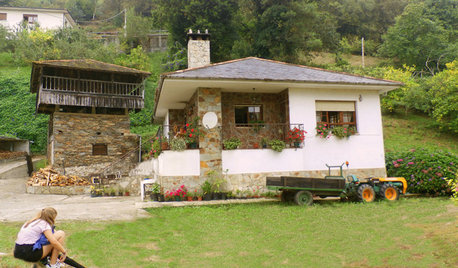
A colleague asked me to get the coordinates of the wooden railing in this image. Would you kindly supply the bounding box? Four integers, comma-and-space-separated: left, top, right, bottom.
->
41, 75, 144, 97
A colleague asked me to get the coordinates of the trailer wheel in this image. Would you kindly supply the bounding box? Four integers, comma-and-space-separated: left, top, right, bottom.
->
379, 184, 400, 201
294, 191, 313, 206
281, 191, 295, 202
357, 184, 375, 202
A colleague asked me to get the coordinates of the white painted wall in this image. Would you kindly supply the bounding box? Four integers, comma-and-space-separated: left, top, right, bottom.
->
288, 87, 386, 172
155, 149, 200, 176
0, 8, 73, 30
222, 148, 304, 174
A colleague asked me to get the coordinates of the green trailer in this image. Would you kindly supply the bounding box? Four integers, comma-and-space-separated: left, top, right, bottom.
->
266, 164, 407, 205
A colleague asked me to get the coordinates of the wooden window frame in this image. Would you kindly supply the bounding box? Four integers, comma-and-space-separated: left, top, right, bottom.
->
0, 13, 7, 21
23, 14, 38, 24
92, 143, 108, 156
315, 101, 357, 129
234, 104, 263, 127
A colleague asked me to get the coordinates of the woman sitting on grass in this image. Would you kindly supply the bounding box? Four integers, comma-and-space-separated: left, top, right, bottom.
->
14, 207, 84, 268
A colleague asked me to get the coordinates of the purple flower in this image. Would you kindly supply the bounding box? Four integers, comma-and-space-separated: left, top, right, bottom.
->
450, 162, 454, 166
411, 174, 415, 178
429, 178, 432, 181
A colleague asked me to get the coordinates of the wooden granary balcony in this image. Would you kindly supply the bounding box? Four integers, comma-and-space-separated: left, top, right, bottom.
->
41, 75, 144, 97
30, 59, 150, 114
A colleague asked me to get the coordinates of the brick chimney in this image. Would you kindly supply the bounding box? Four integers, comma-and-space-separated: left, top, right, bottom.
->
187, 29, 210, 69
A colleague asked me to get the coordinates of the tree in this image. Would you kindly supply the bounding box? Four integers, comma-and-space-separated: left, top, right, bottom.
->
378, 1, 457, 74
233, 0, 338, 62
152, 0, 238, 63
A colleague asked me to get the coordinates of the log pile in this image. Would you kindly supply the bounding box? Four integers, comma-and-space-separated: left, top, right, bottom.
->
27, 167, 91, 187
0, 151, 27, 160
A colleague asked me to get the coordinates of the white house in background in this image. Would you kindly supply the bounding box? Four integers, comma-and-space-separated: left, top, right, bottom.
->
0, 6, 75, 31
151, 30, 402, 192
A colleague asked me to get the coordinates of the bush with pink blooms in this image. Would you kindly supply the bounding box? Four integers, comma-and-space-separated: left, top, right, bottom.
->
386, 148, 457, 195
164, 185, 187, 200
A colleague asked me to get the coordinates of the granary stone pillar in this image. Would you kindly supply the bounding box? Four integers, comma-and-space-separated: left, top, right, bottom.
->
197, 88, 222, 179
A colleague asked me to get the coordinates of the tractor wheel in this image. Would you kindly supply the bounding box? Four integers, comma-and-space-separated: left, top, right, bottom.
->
357, 184, 376, 202
280, 191, 295, 202
379, 184, 400, 201
294, 191, 313, 206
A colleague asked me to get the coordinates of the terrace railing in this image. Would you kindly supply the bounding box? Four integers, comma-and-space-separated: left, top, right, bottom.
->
155, 122, 304, 150
41, 75, 144, 98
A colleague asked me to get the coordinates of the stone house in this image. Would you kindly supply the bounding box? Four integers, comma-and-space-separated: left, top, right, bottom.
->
0, 6, 75, 31
30, 59, 150, 177
152, 31, 402, 192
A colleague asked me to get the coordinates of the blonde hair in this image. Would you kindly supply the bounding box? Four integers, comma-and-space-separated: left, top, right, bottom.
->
24, 207, 57, 228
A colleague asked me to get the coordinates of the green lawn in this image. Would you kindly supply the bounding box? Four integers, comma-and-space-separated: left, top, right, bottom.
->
383, 113, 458, 155
1, 198, 456, 267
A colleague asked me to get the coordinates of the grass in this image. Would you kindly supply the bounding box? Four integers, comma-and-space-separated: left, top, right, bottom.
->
1, 198, 456, 267
383, 112, 458, 155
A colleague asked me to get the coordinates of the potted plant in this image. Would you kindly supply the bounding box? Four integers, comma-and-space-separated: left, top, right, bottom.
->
151, 183, 161, 201
286, 127, 306, 148
261, 137, 269, 148
332, 126, 356, 138
184, 117, 200, 148
253, 142, 260, 149
161, 137, 169, 150
268, 139, 286, 152
169, 137, 187, 151
316, 123, 331, 138
223, 137, 241, 150
201, 180, 213, 200
124, 189, 130, 196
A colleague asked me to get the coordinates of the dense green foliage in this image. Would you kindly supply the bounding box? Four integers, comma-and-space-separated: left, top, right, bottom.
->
152, 0, 238, 62
386, 148, 457, 195
378, 0, 457, 74
0, 68, 48, 153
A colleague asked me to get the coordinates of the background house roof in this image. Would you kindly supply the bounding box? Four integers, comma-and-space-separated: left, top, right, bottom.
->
164, 57, 401, 86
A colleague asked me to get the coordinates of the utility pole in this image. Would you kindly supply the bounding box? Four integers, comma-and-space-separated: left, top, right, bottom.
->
361, 37, 365, 68
124, 9, 127, 38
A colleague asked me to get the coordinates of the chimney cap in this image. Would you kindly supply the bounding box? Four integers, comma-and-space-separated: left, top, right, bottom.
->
187, 29, 210, 40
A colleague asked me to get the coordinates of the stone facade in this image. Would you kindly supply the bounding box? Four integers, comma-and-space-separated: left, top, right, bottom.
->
198, 88, 223, 178
157, 167, 386, 193
221, 91, 290, 147
49, 112, 139, 176
187, 38, 210, 69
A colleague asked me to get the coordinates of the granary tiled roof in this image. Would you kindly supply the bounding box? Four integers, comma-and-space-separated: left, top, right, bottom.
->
163, 57, 400, 86
32, 59, 151, 75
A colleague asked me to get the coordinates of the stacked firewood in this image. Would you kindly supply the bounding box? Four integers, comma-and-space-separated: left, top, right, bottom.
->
0, 150, 27, 160
28, 167, 91, 187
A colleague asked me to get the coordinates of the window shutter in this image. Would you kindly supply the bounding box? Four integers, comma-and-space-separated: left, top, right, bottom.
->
92, 144, 107, 155
315, 101, 355, 112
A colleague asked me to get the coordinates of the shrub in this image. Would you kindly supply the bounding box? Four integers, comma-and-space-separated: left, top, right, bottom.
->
386, 148, 457, 195
169, 137, 186, 151
332, 126, 356, 139
223, 137, 241, 150
269, 140, 285, 152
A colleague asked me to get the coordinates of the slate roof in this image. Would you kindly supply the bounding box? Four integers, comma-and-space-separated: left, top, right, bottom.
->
163, 57, 401, 86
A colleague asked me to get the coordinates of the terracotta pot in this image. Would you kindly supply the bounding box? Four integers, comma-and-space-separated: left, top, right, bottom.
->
161, 142, 168, 150
253, 143, 259, 149
197, 196, 202, 201
187, 196, 193, 201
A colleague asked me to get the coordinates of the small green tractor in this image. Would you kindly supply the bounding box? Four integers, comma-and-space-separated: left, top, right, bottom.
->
266, 164, 407, 206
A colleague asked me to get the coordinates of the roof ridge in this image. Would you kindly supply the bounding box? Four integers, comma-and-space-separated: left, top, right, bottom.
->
247, 57, 402, 84
163, 57, 401, 84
